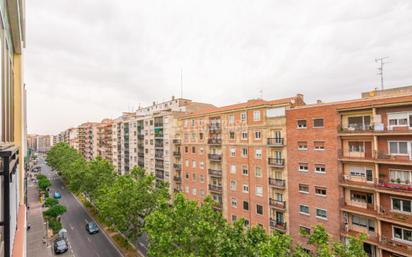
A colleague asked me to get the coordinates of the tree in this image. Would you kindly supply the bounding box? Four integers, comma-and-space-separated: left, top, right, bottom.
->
45, 197, 59, 207
81, 157, 116, 201
43, 205, 67, 218
145, 193, 225, 257
37, 176, 51, 192
96, 167, 168, 241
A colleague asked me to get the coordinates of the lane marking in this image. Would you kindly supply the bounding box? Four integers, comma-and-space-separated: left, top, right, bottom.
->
69, 224, 74, 231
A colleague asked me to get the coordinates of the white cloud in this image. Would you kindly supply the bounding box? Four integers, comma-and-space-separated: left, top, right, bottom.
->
25, 0, 412, 134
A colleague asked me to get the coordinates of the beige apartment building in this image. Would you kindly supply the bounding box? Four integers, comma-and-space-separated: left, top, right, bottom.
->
78, 122, 99, 160
97, 119, 113, 162
176, 96, 304, 232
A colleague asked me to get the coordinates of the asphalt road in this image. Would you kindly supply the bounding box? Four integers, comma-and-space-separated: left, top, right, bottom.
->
37, 157, 123, 257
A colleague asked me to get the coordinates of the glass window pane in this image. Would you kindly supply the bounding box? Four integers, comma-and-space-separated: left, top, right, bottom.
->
399, 142, 408, 154
403, 200, 411, 212
394, 227, 403, 239
393, 199, 401, 211
390, 142, 398, 154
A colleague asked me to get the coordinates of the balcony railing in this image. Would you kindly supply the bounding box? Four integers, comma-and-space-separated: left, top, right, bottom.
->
267, 138, 284, 146
268, 158, 285, 167
174, 176, 182, 183
269, 198, 286, 209
173, 151, 181, 157
209, 124, 222, 133
173, 163, 182, 171
269, 178, 286, 188
208, 153, 222, 161
154, 122, 164, 127
208, 138, 222, 145
0, 145, 19, 257
377, 179, 412, 192
269, 219, 287, 232
338, 124, 374, 133
208, 169, 222, 177
173, 139, 181, 144
155, 153, 164, 159
208, 184, 223, 192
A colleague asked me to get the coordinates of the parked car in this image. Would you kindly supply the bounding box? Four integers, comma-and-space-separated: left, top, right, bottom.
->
53, 192, 61, 199
53, 238, 68, 254
85, 222, 99, 234
32, 166, 41, 173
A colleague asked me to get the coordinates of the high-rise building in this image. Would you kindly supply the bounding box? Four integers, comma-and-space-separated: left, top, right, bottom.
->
97, 119, 113, 162
0, 0, 27, 256
287, 86, 412, 257
177, 95, 305, 231
78, 122, 99, 160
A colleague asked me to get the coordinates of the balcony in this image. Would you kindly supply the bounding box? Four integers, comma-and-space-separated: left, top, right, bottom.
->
173, 163, 182, 171
208, 169, 222, 177
379, 236, 412, 256
138, 152, 144, 157
268, 178, 286, 189
269, 219, 287, 232
209, 124, 221, 133
208, 153, 222, 161
155, 171, 164, 180
138, 160, 145, 167
208, 138, 222, 145
173, 139, 181, 144
208, 184, 223, 192
377, 179, 412, 193
375, 150, 412, 165
138, 134, 144, 140
337, 149, 374, 162
155, 153, 164, 159
268, 158, 285, 168
338, 124, 373, 134
154, 122, 163, 128
174, 176, 182, 183
378, 206, 412, 225
267, 138, 284, 147
173, 151, 181, 157
269, 198, 286, 210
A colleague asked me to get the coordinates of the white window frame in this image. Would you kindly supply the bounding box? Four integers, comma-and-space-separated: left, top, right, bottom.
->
228, 114, 235, 125
392, 225, 412, 245
391, 197, 412, 214
255, 148, 262, 159
298, 163, 309, 172
230, 147, 236, 157
388, 141, 410, 156
231, 198, 237, 208
255, 166, 262, 177
315, 164, 326, 174
253, 110, 261, 121
254, 131, 261, 140
315, 208, 328, 220
297, 120, 307, 129
241, 131, 248, 140
230, 180, 237, 191
230, 164, 237, 174
240, 112, 247, 122
313, 118, 324, 128
387, 112, 412, 130
243, 184, 249, 193
298, 141, 308, 151
315, 186, 327, 197
299, 204, 310, 215
255, 186, 263, 197
299, 184, 309, 194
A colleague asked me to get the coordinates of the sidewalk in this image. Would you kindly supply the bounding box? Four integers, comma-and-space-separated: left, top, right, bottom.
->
27, 177, 52, 257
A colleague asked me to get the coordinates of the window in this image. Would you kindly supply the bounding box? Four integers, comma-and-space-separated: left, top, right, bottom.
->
200, 189, 205, 197
192, 146, 196, 153
388, 112, 411, 129
298, 141, 308, 151
255, 148, 262, 159
389, 169, 412, 185
243, 184, 249, 193
185, 146, 189, 153
389, 141, 409, 155
299, 184, 309, 193
349, 167, 374, 181
242, 165, 248, 175
185, 173, 189, 179
200, 147, 204, 154
199, 133, 204, 140
300, 226, 311, 235
253, 111, 261, 121
242, 148, 248, 157
315, 164, 326, 174
230, 180, 237, 191
349, 142, 364, 152
299, 205, 310, 215
255, 166, 262, 177
230, 147, 236, 157
316, 208, 327, 219
244, 219, 250, 226
314, 141, 325, 151
200, 175, 205, 183
297, 120, 307, 128
230, 165, 237, 174
185, 186, 189, 193
254, 131, 261, 139
392, 198, 412, 213
192, 160, 196, 168
241, 131, 248, 140
256, 186, 263, 196
313, 118, 324, 128
241, 112, 247, 121
315, 187, 327, 196
231, 198, 237, 207
299, 163, 309, 172
256, 204, 263, 215
185, 160, 189, 167
229, 131, 235, 139
231, 215, 237, 222
243, 201, 249, 210
229, 115, 235, 125
192, 188, 197, 195
393, 226, 412, 243
200, 161, 204, 169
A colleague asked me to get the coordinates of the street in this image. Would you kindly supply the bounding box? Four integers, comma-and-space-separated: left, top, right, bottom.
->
37, 157, 123, 257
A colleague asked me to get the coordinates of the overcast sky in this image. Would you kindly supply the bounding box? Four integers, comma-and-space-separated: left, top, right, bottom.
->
26, 0, 412, 135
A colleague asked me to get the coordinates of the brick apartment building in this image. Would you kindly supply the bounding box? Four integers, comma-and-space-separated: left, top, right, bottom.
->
78, 122, 99, 160
287, 86, 412, 257
177, 95, 305, 232
97, 119, 113, 162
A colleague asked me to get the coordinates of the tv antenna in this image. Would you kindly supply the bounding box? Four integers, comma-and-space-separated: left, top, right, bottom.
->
375, 56, 389, 90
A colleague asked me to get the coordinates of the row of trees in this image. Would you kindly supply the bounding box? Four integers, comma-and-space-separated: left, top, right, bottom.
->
47, 143, 367, 257
36, 174, 67, 233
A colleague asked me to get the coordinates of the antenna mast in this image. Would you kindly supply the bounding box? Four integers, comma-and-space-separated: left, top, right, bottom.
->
180, 68, 183, 98
375, 56, 389, 90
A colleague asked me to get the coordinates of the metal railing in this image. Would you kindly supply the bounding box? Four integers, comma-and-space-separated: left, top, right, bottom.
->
268, 158, 285, 167
208, 154, 222, 161
269, 178, 286, 188
208, 169, 222, 176
267, 138, 284, 146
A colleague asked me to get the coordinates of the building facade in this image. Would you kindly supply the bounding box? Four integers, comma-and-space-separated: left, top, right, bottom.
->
287, 87, 412, 257
177, 96, 304, 232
